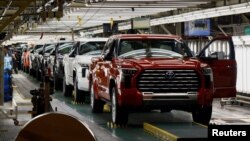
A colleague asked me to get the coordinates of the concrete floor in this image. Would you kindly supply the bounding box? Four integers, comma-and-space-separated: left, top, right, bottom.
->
1, 73, 250, 141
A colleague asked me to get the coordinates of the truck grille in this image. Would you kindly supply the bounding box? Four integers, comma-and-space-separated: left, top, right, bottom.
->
137, 69, 200, 93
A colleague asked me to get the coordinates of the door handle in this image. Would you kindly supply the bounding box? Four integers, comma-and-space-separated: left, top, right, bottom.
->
226, 65, 232, 68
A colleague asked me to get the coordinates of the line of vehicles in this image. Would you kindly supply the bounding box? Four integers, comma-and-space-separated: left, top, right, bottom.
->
15, 34, 237, 126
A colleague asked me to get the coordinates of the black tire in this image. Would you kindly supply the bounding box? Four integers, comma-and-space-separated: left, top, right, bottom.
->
54, 74, 61, 91
84, 92, 91, 104
192, 105, 212, 125
29, 69, 33, 76
73, 77, 85, 103
90, 82, 104, 113
23, 67, 27, 73
32, 69, 35, 76
26, 67, 29, 74
160, 108, 172, 113
36, 69, 41, 81
63, 77, 72, 97
111, 87, 128, 125
30, 69, 34, 77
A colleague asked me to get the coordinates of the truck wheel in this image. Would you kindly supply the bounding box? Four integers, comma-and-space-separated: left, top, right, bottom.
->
36, 70, 41, 81
73, 77, 85, 103
161, 108, 172, 113
29, 69, 32, 76
63, 77, 72, 97
111, 87, 128, 125
32, 68, 36, 77
90, 83, 103, 113
192, 105, 212, 125
54, 74, 61, 91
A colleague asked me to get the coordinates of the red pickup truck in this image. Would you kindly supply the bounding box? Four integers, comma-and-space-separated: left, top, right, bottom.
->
89, 34, 237, 125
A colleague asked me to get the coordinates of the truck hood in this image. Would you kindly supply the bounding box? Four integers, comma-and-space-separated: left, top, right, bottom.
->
76, 55, 99, 65
119, 57, 200, 69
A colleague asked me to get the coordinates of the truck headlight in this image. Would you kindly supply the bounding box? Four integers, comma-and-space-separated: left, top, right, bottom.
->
78, 63, 89, 77
121, 68, 137, 75
78, 63, 89, 68
119, 68, 137, 88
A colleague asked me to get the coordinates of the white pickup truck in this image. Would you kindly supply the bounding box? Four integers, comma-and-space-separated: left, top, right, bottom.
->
63, 38, 108, 102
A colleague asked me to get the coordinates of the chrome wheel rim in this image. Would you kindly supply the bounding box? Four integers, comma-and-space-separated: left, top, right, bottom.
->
63, 77, 66, 93
90, 85, 94, 109
73, 79, 77, 100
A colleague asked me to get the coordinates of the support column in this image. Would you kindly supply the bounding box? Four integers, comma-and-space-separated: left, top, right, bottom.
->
176, 23, 182, 36
0, 47, 4, 105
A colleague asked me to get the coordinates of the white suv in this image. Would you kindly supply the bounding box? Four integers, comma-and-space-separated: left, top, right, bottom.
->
63, 38, 108, 102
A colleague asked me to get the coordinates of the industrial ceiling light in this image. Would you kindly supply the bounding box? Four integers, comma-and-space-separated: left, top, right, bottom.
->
85, 2, 250, 35
150, 2, 250, 26
26, 0, 209, 33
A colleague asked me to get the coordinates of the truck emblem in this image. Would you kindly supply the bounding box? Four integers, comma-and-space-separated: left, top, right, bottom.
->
165, 71, 175, 79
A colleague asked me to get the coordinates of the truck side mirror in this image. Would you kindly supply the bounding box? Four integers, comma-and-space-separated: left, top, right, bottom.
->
209, 52, 225, 60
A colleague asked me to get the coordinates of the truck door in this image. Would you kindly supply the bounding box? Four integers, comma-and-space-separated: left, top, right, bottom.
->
198, 36, 237, 98
67, 42, 78, 84
99, 39, 116, 100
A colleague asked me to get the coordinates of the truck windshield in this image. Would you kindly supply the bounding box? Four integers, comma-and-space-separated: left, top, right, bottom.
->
78, 41, 106, 55
45, 44, 56, 53
58, 43, 73, 55
118, 39, 192, 58
34, 45, 43, 51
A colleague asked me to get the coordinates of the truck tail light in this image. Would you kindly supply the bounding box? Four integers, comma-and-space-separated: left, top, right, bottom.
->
202, 68, 213, 88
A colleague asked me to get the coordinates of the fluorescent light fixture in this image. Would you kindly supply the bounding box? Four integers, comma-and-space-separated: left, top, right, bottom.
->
149, 2, 250, 26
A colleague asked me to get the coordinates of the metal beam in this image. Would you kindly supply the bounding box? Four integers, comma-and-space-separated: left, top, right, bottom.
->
160, 24, 172, 35
0, 0, 36, 32
218, 25, 228, 36
0, 1, 32, 7
241, 14, 250, 23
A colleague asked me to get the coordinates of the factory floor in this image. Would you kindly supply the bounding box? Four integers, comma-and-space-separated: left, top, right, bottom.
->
1, 72, 250, 141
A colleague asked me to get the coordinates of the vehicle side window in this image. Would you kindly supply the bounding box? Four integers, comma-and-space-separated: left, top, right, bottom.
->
102, 39, 111, 55
45, 44, 56, 53
79, 43, 95, 55
51, 50, 56, 55
69, 43, 78, 57
101, 40, 111, 57
102, 39, 116, 60
58, 46, 72, 55
201, 40, 231, 60
106, 40, 115, 56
